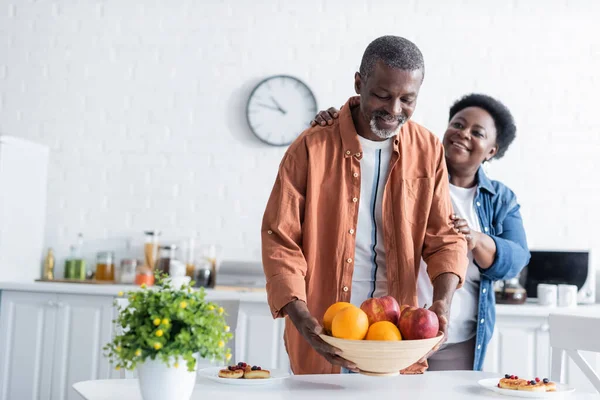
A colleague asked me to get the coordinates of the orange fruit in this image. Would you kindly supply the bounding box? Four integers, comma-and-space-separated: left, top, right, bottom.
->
322, 302, 354, 333
365, 321, 402, 341
331, 306, 369, 340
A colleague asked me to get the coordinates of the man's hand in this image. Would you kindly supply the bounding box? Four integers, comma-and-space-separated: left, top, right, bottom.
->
408, 299, 449, 368
427, 299, 449, 348
283, 300, 358, 371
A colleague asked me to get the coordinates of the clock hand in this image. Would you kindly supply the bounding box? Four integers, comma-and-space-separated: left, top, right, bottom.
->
255, 102, 283, 112
269, 96, 287, 115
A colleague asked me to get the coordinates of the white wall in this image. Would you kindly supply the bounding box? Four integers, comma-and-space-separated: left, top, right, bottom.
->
1, 0, 599, 278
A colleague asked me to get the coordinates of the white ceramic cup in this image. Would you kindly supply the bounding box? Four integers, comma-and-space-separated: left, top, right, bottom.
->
558, 284, 578, 307
537, 284, 558, 307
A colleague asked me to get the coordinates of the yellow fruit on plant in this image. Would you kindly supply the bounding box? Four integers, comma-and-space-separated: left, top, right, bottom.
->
365, 321, 402, 341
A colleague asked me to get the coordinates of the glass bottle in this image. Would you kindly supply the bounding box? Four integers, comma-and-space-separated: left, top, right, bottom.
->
155, 245, 177, 275
95, 251, 115, 281
71, 233, 87, 280
144, 230, 160, 271
495, 277, 527, 304
184, 235, 196, 278
43, 248, 55, 280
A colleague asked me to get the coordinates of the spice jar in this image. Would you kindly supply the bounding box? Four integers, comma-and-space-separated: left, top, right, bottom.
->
495, 278, 527, 304
135, 265, 155, 286
155, 245, 177, 275
117, 258, 138, 284
95, 251, 115, 281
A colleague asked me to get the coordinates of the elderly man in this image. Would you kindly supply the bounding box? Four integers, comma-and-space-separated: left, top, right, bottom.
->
261, 35, 468, 375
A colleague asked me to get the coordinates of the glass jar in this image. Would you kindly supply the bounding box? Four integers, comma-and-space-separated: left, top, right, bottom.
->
117, 258, 138, 284
144, 230, 161, 270
495, 277, 527, 304
95, 251, 115, 281
135, 265, 155, 286
193, 258, 213, 288
155, 245, 177, 275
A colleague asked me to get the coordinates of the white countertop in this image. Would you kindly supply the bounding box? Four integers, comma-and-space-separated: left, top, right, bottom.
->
0, 280, 268, 303
496, 301, 600, 317
73, 371, 600, 400
1, 280, 599, 316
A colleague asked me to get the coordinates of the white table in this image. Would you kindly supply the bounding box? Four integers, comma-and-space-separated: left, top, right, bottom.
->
73, 371, 600, 399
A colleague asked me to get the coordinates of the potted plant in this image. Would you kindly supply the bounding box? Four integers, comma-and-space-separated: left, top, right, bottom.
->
104, 273, 233, 400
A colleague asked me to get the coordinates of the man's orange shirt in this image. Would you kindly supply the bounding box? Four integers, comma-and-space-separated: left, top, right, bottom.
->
261, 98, 468, 375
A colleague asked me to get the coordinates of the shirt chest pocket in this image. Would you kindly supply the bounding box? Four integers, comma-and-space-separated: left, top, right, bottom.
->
401, 178, 434, 225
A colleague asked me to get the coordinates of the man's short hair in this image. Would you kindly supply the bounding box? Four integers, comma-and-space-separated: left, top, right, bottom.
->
359, 35, 425, 79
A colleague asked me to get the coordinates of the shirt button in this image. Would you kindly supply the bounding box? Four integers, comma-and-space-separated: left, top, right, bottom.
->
477, 344, 481, 350
482, 288, 487, 294
349, 229, 354, 234
352, 197, 358, 203
353, 172, 359, 178
355, 153, 361, 157
342, 286, 349, 292
345, 150, 351, 155
476, 202, 481, 207
480, 318, 485, 324
484, 227, 489, 232
267, 230, 273, 235
346, 258, 353, 263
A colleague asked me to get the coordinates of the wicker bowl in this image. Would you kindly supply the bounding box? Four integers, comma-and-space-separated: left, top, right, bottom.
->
319, 332, 444, 376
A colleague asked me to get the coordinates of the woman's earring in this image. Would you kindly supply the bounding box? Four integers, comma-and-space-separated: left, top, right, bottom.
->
482, 160, 491, 175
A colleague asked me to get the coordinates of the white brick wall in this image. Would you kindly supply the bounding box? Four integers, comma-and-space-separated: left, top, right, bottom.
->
1, 0, 600, 280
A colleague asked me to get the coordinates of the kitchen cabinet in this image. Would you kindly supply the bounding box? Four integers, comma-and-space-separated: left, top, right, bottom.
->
2, 282, 599, 396
482, 315, 551, 377
0, 291, 115, 400
235, 302, 288, 371
482, 312, 600, 393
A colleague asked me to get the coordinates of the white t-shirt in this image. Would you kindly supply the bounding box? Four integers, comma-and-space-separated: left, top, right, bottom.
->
417, 184, 481, 344
350, 136, 394, 307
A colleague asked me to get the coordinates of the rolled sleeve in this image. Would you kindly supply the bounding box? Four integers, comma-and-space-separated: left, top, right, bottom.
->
261, 150, 309, 319
481, 203, 530, 281
264, 273, 307, 318
422, 145, 468, 287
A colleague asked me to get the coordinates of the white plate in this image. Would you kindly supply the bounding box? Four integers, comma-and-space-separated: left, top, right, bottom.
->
478, 378, 575, 398
198, 366, 291, 386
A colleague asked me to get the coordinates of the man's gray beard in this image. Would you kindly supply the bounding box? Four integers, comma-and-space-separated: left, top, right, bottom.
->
369, 117, 404, 139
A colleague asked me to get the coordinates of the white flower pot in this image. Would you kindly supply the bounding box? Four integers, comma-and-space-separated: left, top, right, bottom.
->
137, 354, 198, 400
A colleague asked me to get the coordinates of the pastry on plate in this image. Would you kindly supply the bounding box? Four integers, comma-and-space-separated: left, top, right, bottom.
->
517, 381, 546, 392
244, 366, 271, 379
218, 367, 244, 379
542, 378, 557, 392
498, 375, 556, 392
498, 375, 528, 390
218, 362, 271, 379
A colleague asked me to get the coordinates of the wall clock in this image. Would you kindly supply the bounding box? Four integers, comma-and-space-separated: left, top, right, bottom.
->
246, 75, 317, 146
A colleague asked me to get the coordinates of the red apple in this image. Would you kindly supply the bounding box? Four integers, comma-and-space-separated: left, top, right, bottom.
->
398, 306, 439, 340
399, 304, 413, 317
360, 295, 401, 325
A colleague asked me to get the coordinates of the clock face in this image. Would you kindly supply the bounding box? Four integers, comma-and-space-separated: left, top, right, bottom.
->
246, 75, 318, 146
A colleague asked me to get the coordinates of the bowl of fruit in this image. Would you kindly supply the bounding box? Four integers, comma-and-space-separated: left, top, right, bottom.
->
319, 296, 444, 376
